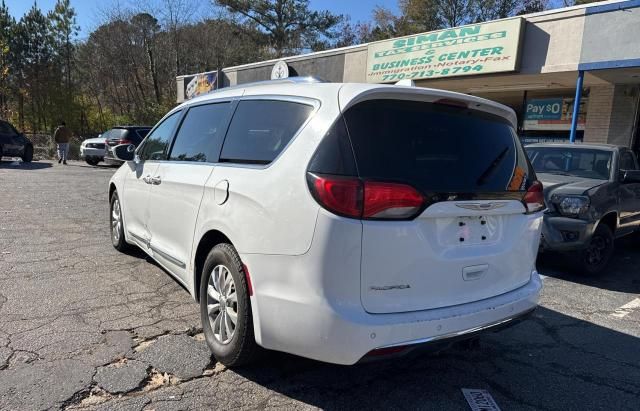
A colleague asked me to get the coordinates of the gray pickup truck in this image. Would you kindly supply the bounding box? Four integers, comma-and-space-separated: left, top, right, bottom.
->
526, 143, 640, 275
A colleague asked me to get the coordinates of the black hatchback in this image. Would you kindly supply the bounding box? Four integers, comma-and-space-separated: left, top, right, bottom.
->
103, 126, 151, 165
0, 120, 33, 163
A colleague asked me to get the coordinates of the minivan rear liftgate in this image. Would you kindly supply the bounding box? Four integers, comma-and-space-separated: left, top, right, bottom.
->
308, 98, 544, 314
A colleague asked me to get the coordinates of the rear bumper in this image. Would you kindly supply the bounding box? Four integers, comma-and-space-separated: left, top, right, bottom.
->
80, 148, 105, 159
540, 215, 595, 252
246, 262, 542, 365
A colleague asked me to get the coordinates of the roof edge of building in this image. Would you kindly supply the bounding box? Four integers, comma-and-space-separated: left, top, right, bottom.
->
220, 0, 632, 74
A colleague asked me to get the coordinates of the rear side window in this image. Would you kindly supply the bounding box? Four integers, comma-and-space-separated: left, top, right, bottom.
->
620, 151, 637, 170
308, 117, 358, 176
136, 129, 150, 139
220, 100, 313, 165
170, 102, 231, 162
108, 129, 128, 140
343, 99, 532, 193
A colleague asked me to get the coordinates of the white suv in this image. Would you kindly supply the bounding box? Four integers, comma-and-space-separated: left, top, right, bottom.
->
108, 79, 544, 366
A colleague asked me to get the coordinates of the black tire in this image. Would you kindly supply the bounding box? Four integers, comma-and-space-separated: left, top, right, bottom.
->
575, 223, 614, 276
110, 191, 131, 252
200, 243, 260, 367
86, 158, 99, 166
21, 145, 33, 163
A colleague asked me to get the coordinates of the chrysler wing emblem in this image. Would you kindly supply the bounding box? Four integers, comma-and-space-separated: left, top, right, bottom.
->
455, 202, 507, 211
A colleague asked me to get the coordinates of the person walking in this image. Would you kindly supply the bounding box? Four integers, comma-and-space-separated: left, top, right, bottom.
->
53, 121, 72, 165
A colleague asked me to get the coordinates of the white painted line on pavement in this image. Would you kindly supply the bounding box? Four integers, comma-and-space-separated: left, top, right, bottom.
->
462, 388, 501, 411
611, 297, 640, 318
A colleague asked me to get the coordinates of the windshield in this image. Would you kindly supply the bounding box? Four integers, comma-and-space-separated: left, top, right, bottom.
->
526, 147, 612, 180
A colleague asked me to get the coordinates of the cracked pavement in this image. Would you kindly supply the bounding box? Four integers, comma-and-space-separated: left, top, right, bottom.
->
1, 159, 639, 410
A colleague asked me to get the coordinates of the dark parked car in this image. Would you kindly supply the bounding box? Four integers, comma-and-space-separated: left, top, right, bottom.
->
103, 126, 151, 165
0, 120, 33, 163
526, 143, 640, 274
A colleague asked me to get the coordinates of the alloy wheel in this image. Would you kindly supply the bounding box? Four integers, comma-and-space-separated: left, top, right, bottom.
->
207, 264, 238, 344
111, 198, 122, 243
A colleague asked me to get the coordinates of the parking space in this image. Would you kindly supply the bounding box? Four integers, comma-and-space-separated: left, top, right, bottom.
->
1, 160, 639, 410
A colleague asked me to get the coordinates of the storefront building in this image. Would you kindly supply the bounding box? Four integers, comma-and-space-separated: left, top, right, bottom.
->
176, 0, 640, 150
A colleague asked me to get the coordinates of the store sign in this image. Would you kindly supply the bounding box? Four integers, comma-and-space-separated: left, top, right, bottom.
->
183, 71, 217, 100
271, 60, 290, 80
523, 97, 587, 131
366, 18, 524, 83
525, 98, 563, 120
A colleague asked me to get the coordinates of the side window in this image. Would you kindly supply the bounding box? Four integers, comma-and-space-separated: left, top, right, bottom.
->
220, 100, 313, 165
620, 151, 637, 170
139, 111, 181, 161
169, 102, 231, 162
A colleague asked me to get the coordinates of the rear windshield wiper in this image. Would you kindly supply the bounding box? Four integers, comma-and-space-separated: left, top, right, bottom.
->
476, 147, 509, 186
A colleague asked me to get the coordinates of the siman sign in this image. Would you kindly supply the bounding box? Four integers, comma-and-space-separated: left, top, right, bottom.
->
366, 18, 524, 83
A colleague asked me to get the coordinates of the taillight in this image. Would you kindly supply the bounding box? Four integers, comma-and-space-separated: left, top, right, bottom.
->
523, 180, 544, 213
307, 173, 425, 220
109, 139, 132, 146
363, 182, 424, 219
309, 174, 362, 218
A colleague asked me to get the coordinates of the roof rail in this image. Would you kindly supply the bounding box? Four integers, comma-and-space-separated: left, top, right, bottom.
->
234, 76, 327, 89
189, 76, 326, 99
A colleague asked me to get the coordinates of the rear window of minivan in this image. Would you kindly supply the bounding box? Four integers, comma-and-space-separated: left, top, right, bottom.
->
343, 99, 533, 194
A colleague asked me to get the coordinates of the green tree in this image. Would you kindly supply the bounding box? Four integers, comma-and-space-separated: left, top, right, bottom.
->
473, 0, 520, 22
215, 0, 344, 56
131, 13, 162, 103
0, 0, 14, 119
517, 0, 547, 14
14, 3, 56, 132
48, 0, 79, 93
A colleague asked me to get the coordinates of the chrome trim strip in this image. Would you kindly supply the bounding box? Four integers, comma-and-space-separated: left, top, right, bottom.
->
150, 245, 186, 269
455, 202, 508, 211
128, 231, 148, 246
376, 308, 535, 349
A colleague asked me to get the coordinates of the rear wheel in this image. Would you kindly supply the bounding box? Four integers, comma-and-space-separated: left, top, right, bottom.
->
575, 223, 614, 276
86, 158, 99, 166
200, 243, 259, 367
110, 192, 131, 252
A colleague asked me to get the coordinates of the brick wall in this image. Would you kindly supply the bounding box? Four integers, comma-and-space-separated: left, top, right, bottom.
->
608, 85, 639, 147
584, 84, 639, 146
584, 85, 614, 144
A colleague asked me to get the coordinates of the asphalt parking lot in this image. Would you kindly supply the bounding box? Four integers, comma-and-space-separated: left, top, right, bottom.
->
1, 159, 639, 411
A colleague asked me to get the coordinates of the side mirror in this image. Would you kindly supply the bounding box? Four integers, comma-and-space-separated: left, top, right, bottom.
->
621, 169, 640, 184
113, 144, 136, 162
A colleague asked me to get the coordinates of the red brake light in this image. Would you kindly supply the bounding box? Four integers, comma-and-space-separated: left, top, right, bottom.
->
309, 174, 362, 218
307, 173, 424, 220
117, 139, 132, 145
363, 182, 424, 219
523, 180, 544, 213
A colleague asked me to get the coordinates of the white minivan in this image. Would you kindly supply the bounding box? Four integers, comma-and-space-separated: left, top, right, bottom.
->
108, 78, 544, 366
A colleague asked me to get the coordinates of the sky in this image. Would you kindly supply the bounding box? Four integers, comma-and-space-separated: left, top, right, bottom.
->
4, 0, 399, 37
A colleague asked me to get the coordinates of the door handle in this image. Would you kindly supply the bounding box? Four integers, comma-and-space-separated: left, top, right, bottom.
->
143, 174, 153, 184
151, 176, 161, 185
